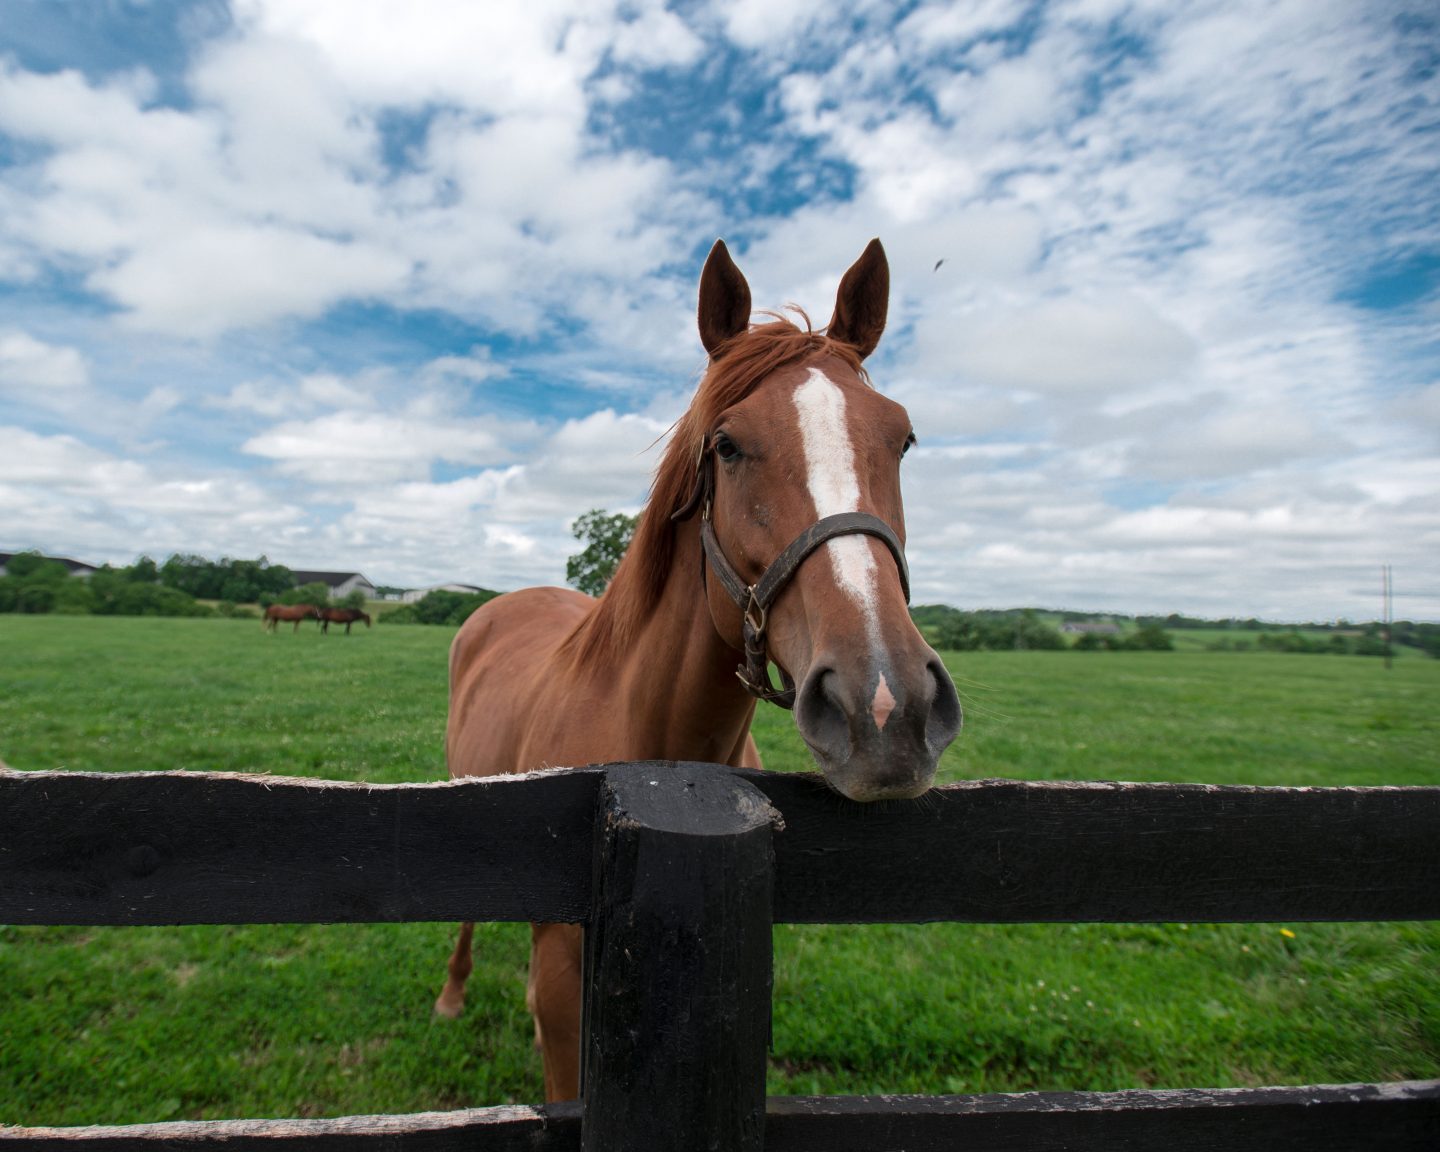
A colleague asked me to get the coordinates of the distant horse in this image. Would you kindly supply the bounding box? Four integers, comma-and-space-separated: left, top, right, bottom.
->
320, 607, 371, 635
435, 239, 963, 1101
262, 603, 320, 633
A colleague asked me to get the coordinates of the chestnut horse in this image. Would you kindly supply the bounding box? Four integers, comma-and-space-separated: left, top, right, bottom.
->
320, 607, 371, 634
263, 603, 320, 632
437, 239, 963, 1101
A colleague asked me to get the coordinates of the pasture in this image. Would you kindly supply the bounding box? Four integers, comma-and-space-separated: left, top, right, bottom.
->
1, 614, 1437, 1125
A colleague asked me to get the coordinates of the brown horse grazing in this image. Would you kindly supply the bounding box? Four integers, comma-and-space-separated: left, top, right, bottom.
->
320, 607, 371, 634
262, 603, 320, 633
436, 239, 963, 1101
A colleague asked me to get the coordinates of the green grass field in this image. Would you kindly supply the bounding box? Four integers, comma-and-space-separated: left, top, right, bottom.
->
1, 614, 1437, 1124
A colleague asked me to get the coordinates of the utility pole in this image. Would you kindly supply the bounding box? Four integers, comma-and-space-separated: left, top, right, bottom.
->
1382, 565, 1393, 671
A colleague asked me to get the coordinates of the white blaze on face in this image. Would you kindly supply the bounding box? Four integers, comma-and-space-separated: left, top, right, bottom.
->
793, 368, 883, 649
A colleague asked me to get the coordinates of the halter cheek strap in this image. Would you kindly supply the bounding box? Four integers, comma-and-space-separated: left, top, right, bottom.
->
672, 440, 912, 709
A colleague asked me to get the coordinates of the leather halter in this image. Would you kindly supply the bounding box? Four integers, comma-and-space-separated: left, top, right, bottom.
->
671, 439, 911, 709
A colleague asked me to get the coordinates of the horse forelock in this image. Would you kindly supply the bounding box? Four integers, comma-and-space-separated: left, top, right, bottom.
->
566, 315, 871, 668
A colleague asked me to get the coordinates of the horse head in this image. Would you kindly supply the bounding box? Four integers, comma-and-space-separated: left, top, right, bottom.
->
685, 239, 962, 801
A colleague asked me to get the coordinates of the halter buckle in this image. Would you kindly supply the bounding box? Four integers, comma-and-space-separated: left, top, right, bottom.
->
744, 588, 766, 636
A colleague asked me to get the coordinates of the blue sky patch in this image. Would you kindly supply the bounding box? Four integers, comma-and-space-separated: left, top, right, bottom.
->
1341, 251, 1440, 312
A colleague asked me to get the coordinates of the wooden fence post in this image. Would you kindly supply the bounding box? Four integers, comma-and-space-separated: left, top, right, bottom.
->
581, 762, 777, 1152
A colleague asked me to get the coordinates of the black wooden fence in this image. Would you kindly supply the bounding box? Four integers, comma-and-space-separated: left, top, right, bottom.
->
2, 762, 1438, 1149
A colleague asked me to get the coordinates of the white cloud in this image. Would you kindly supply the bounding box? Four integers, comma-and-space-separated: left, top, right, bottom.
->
1392, 382, 1440, 443
922, 294, 1199, 397
897, 0, 1031, 48
718, 0, 829, 50
93, 225, 411, 336
242, 409, 518, 484
0, 425, 304, 561
934, 54, 1064, 137
234, 0, 604, 117
610, 3, 705, 69
1119, 396, 1349, 482
0, 7, 696, 342
0, 331, 89, 391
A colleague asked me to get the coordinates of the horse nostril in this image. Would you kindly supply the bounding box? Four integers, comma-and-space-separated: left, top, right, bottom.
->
796, 665, 851, 764
926, 657, 963, 753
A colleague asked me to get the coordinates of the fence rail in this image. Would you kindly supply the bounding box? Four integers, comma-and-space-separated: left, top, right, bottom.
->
5, 766, 1438, 926
3, 763, 1438, 1149
10, 1084, 1440, 1152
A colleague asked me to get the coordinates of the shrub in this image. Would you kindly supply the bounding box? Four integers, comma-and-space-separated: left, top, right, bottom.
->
1120, 624, 1174, 651
384, 589, 499, 627
280, 582, 332, 608
50, 580, 98, 615
17, 583, 57, 614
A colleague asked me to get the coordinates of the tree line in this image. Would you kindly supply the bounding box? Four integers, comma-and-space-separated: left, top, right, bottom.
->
7, 531, 1437, 659
908, 606, 1175, 652
910, 605, 1438, 658
0, 552, 363, 618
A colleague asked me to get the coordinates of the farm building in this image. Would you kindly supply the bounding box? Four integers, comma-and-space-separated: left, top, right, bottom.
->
1060, 620, 1121, 635
0, 551, 98, 579
288, 569, 377, 600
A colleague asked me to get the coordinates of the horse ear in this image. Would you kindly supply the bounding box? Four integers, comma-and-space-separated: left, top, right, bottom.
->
698, 239, 752, 358
826, 238, 889, 360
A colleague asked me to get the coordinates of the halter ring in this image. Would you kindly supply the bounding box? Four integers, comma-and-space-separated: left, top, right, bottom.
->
744, 590, 766, 636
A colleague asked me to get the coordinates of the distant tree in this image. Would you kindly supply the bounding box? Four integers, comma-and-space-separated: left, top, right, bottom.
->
17, 584, 57, 613
566, 509, 638, 598
280, 582, 332, 608
0, 554, 73, 615
385, 588, 499, 626
161, 554, 291, 603
341, 589, 368, 611
110, 584, 211, 617
1121, 624, 1174, 651
50, 579, 97, 615
917, 606, 1066, 652
1354, 632, 1390, 657
160, 553, 216, 597
127, 555, 159, 583
934, 613, 987, 651
1011, 610, 1066, 650
6, 552, 67, 582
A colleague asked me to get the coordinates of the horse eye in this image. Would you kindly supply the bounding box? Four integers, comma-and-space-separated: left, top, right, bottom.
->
902, 431, 917, 458
713, 433, 741, 462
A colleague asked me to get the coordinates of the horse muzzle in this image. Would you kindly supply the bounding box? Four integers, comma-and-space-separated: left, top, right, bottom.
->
795, 650, 962, 802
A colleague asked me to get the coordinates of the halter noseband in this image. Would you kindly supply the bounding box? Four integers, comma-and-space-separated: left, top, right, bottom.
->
671, 438, 911, 709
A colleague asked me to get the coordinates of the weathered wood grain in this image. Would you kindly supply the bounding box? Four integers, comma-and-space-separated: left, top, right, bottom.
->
5, 762, 1439, 1148
0, 1102, 583, 1151
0, 767, 602, 925
765, 1081, 1440, 1150
5, 1084, 1434, 1151
581, 764, 776, 1152
740, 771, 1440, 923
4, 766, 1438, 927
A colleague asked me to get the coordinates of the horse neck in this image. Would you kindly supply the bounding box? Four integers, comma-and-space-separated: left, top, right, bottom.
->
597, 517, 758, 763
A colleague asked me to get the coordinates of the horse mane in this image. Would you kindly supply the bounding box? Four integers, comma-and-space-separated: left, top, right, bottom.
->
564, 312, 869, 669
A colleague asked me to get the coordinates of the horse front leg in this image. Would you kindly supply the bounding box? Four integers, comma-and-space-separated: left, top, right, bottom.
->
434, 921, 475, 1018
527, 922, 583, 1101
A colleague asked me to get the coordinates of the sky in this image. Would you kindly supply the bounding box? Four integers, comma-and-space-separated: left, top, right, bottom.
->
1, 0, 1436, 622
